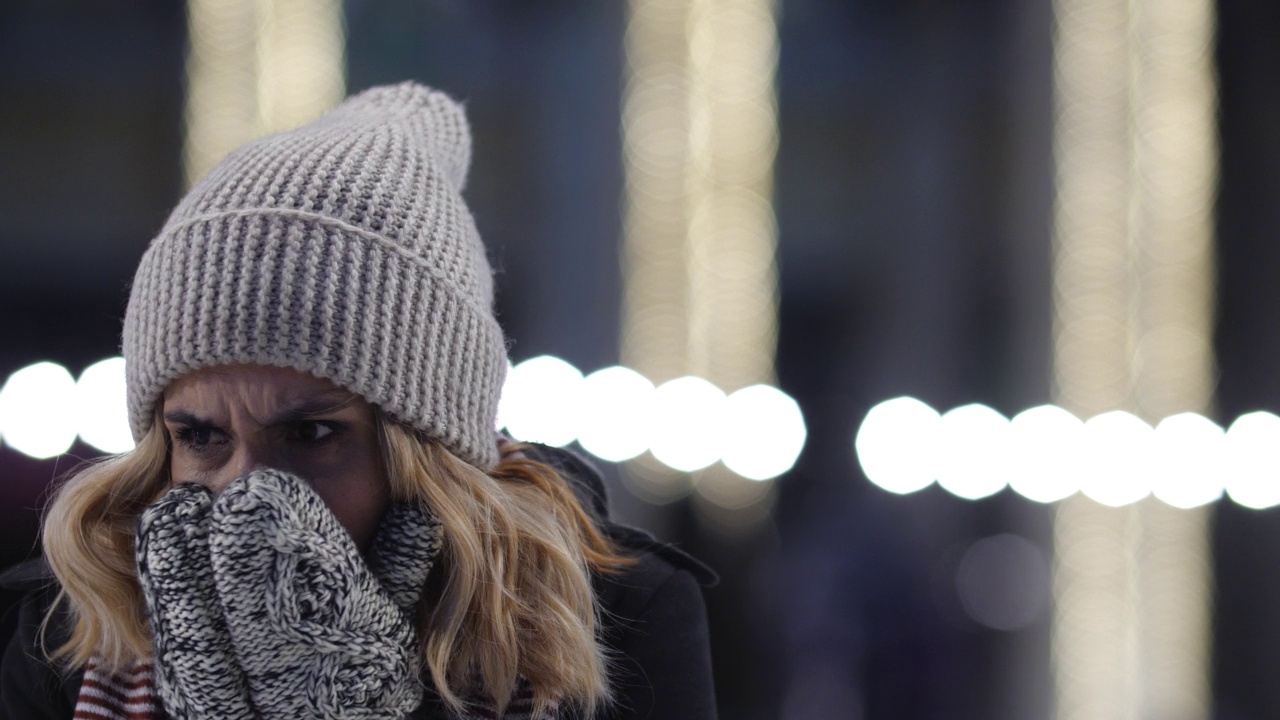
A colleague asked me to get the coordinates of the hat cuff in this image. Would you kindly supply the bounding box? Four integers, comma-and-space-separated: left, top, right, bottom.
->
123, 210, 506, 470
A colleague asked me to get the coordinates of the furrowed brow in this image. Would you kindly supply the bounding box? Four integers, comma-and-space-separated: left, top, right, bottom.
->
267, 392, 358, 425
163, 410, 211, 426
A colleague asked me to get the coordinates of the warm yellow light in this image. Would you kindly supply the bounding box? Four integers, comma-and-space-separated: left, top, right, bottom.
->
184, 0, 259, 187
184, 0, 345, 186
621, 0, 781, 504
1050, 0, 1217, 717
254, 0, 346, 134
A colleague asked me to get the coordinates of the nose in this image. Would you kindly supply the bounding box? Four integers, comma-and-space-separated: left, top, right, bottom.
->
207, 441, 283, 493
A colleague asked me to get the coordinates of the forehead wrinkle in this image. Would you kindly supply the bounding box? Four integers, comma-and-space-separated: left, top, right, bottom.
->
264, 391, 363, 426
230, 382, 355, 427
164, 368, 359, 428
163, 382, 231, 424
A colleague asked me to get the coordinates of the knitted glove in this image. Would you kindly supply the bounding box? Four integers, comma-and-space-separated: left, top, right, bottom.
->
207, 469, 432, 719
137, 472, 556, 719
136, 483, 256, 719
366, 500, 443, 613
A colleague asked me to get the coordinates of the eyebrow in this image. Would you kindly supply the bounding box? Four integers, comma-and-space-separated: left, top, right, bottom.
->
163, 390, 359, 427
163, 410, 210, 427
267, 392, 360, 424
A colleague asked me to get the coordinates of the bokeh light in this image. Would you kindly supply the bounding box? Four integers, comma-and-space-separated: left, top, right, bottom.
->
1151, 412, 1224, 509
855, 396, 942, 495
854, 398, 1280, 512
494, 360, 514, 431
721, 384, 807, 481
0, 353, 808, 481
1078, 410, 1154, 507
1008, 405, 1083, 503
0, 362, 78, 459
75, 357, 135, 454
955, 533, 1050, 632
1224, 411, 1280, 510
936, 403, 1011, 500
500, 355, 585, 447
649, 376, 728, 472
576, 366, 656, 462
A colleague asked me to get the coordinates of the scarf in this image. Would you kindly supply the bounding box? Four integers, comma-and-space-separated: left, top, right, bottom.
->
72, 662, 555, 720
72, 662, 556, 720
75, 469, 557, 719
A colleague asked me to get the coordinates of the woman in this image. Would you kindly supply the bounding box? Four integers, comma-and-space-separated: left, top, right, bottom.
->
0, 82, 717, 719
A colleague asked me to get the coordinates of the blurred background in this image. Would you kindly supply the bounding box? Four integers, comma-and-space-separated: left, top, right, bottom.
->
3, 1, 1280, 718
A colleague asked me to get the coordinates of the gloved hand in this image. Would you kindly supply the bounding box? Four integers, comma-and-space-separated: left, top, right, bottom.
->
136, 483, 255, 719
137, 469, 443, 719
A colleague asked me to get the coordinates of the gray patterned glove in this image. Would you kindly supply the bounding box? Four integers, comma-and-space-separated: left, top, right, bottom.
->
208, 469, 431, 719
137, 470, 443, 719
136, 483, 256, 719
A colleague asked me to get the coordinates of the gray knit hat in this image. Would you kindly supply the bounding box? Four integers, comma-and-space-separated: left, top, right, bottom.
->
122, 82, 507, 469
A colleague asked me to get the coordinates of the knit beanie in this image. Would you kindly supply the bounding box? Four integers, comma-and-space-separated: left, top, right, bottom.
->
122, 82, 506, 469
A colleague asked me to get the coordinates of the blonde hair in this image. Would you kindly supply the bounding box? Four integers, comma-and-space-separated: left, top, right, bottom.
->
42, 408, 630, 716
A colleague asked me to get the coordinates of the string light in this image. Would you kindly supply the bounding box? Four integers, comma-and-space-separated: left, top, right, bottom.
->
577, 366, 657, 462
1, 356, 807, 482
1151, 413, 1224, 509
856, 396, 1270, 511
500, 355, 586, 448
1223, 411, 1280, 510
0, 362, 79, 459
854, 397, 942, 495
75, 357, 135, 454
936, 404, 1012, 501
1008, 405, 1083, 503
721, 384, 807, 481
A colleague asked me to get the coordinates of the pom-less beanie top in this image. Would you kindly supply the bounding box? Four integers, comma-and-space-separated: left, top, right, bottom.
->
122, 82, 507, 469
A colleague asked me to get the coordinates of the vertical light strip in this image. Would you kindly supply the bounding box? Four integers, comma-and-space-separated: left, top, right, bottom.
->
1050, 0, 1217, 718
184, 0, 259, 188
684, 0, 779, 390
1130, 0, 1217, 716
621, 0, 780, 503
255, 0, 346, 136
621, 0, 695, 388
1053, 498, 1141, 720
1051, 1, 1140, 716
1051, 0, 1133, 418
184, 0, 345, 186
620, 0, 698, 501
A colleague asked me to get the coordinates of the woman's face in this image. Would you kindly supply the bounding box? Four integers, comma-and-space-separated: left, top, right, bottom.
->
162, 364, 390, 551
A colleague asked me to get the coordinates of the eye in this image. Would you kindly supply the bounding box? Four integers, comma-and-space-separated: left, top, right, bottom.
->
173, 425, 226, 452
291, 420, 338, 443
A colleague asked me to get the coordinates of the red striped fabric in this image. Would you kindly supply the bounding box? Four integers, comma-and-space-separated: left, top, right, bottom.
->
71, 657, 559, 718
73, 658, 159, 720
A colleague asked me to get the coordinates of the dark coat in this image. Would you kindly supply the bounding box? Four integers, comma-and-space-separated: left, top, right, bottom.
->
0, 445, 718, 720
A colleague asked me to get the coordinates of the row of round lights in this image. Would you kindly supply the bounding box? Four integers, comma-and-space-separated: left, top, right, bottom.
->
0, 356, 808, 482
0, 358, 135, 458
856, 397, 1280, 510
498, 356, 806, 480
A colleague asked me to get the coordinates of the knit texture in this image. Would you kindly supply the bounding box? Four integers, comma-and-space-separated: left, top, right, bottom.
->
137, 473, 435, 718
133, 471, 556, 719
73, 658, 158, 719
135, 485, 253, 718
122, 82, 507, 469
209, 472, 424, 718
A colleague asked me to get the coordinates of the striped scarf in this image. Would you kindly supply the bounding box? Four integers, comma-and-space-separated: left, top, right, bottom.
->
73, 660, 557, 720
73, 659, 157, 720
